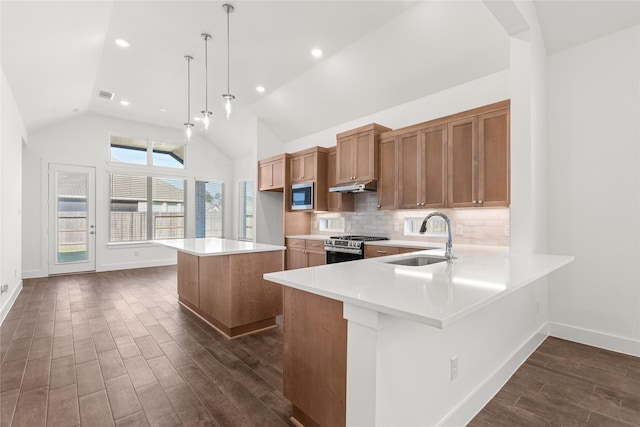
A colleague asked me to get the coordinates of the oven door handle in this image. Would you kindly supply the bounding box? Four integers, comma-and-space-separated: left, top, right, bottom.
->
325, 246, 363, 255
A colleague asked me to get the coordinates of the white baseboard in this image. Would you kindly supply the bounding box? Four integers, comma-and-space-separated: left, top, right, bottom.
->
22, 269, 46, 279
438, 323, 549, 427
0, 280, 23, 325
548, 322, 640, 357
98, 259, 177, 272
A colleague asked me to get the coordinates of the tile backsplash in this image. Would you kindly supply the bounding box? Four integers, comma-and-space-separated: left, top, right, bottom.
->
312, 193, 509, 246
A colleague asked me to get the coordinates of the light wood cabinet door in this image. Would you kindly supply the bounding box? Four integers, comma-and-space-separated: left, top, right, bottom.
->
377, 136, 397, 210
328, 147, 355, 212
448, 117, 477, 208
478, 109, 510, 207
398, 131, 423, 209
422, 124, 447, 208
286, 248, 306, 270
336, 130, 376, 183
306, 251, 326, 267
290, 153, 316, 183
258, 155, 286, 191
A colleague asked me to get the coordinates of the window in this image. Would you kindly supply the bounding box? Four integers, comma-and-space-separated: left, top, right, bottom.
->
404, 217, 448, 237
110, 135, 185, 169
109, 174, 185, 242
318, 217, 345, 233
238, 180, 254, 241
195, 180, 224, 238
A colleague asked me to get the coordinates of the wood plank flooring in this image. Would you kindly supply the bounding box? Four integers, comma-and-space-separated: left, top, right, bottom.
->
469, 336, 640, 426
1, 266, 638, 426
1, 266, 291, 427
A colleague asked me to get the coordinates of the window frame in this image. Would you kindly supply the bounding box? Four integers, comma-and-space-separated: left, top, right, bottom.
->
108, 134, 187, 170
195, 178, 225, 238
238, 179, 255, 242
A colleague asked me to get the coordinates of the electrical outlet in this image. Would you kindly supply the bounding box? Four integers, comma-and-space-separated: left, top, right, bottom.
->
451, 356, 459, 380
456, 225, 463, 235
393, 223, 400, 232
1, 285, 9, 294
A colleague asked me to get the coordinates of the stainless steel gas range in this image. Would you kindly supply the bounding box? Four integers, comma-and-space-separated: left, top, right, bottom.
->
324, 235, 389, 264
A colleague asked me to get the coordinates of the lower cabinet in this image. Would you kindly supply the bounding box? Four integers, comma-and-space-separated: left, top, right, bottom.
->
364, 245, 424, 258
286, 238, 326, 270
284, 287, 346, 427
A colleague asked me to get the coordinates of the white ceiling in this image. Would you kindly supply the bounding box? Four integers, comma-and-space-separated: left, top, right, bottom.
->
2, 1, 638, 160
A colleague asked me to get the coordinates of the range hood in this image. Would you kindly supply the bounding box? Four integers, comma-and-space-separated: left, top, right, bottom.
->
329, 180, 377, 193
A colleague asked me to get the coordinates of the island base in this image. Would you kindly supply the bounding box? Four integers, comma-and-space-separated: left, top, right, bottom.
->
178, 298, 277, 339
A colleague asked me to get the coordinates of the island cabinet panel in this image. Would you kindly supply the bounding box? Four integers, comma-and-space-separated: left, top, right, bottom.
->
177, 252, 199, 307
179, 250, 284, 338
258, 153, 287, 191
327, 147, 355, 212
377, 136, 397, 210
284, 287, 346, 427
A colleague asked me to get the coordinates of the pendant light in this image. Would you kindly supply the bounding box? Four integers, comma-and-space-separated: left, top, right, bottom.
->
222, 3, 235, 120
184, 55, 194, 140
201, 33, 212, 131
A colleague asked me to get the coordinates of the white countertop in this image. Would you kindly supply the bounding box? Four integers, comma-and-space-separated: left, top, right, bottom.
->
285, 235, 328, 241
153, 238, 286, 256
264, 245, 573, 329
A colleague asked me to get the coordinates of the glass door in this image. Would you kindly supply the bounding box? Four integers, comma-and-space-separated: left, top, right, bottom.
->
48, 164, 96, 274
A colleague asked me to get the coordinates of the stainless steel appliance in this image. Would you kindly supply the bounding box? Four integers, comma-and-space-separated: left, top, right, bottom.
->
324, 235, 389, 264
291, 182, 313, 211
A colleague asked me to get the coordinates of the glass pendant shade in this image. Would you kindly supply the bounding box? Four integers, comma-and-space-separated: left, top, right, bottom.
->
222, 93, 235, 120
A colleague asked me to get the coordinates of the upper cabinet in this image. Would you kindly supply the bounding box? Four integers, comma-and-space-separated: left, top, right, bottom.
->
448, 108, 510, 207
397, 125, 447, 209
336, 124, 391, 184
290, 149, 318, 184
377, 136, 397, 210
258, 153, 288, 191
327, 147, 355, 212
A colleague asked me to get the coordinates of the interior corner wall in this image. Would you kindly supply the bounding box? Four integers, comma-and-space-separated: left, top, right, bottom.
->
547, 26, 640, 353
1, 69, 26, 322
255, 119, 285, 245
22, 113, 234, 278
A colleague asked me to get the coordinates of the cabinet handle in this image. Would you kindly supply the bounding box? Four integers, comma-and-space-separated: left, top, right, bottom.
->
377, 204, 381, 208
472, 200, 477, 204
416, 203, 420, 206
376, 250, 387, 254
478, 200, 483, 204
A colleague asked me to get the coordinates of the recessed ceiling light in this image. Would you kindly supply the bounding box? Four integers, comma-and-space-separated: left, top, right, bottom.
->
115, 39, 130, 48
160, 108, 167, 112
120, 100, 129, 106
311, 48, 323, 58
256, 86, 265, 93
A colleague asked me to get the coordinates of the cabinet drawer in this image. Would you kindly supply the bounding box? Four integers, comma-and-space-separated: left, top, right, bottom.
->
305, 239, 325, 251
364, 245, 400, 258
399, 247, 422, 254
286, 238, 306, 249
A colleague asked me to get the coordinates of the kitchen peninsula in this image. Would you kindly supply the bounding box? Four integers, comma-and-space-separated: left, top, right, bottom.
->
265, 246, 573, 426
155, 238, 285, 338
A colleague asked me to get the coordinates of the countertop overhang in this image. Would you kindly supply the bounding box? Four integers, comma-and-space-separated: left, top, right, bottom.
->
153, 238, 286, 257
264, 245, 574, 329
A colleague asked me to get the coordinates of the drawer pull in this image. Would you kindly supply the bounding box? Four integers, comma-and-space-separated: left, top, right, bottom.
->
376, 250, 387, 254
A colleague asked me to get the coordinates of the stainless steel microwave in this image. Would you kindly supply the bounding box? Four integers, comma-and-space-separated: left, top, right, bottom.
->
291, 182, 313, 210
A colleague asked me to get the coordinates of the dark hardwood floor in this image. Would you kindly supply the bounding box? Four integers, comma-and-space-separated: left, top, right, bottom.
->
1, 266, 638, 426
0, 266, 291, 427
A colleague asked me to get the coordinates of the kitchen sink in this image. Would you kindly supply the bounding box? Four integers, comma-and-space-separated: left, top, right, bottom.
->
384, 255, 448, 266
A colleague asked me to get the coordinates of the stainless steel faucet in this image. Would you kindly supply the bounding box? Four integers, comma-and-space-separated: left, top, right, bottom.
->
420, 211, 454, 262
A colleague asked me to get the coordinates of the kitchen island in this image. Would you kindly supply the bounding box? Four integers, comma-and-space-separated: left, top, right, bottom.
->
264, 245, 573, 426
155, 238, 285, 338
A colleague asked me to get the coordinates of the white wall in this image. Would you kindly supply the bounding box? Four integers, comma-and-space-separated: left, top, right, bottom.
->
1, 69, 26, 321
547, 26, 640, 354
23, 113, 234, 278
283, 70, 510, 153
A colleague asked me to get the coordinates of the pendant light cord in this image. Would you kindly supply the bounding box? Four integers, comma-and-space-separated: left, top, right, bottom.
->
226, 7, 230, 95
204, 36, 209, 111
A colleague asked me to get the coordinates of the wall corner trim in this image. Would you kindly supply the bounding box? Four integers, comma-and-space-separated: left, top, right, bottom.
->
0, 280, 23, 325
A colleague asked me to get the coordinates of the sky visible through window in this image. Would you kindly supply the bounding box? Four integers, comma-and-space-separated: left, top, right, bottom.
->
111, 146, 183, 168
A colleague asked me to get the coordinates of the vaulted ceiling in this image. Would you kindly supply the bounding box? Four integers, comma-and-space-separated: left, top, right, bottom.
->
2, 1, 638, 160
